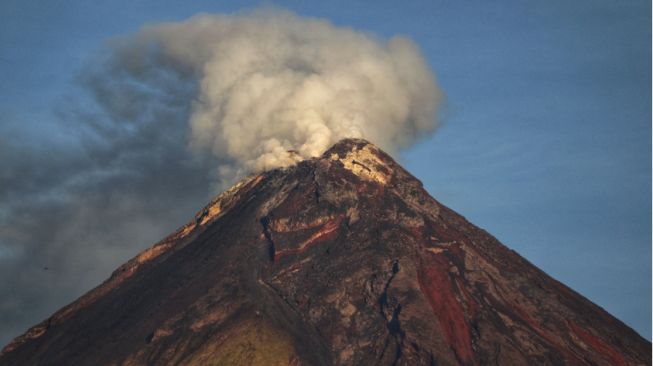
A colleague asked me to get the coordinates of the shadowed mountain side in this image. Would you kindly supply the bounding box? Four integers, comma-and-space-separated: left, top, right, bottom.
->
1, 139, 649, 365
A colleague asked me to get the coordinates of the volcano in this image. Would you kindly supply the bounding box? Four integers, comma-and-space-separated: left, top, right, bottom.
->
0, 139, 649, 365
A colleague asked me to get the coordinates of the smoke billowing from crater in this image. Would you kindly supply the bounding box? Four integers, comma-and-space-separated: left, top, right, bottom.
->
95, 9, 442, 184
0, 9, 443, 347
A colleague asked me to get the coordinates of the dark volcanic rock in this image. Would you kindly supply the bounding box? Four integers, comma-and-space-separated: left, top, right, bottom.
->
1, 138, 649, 365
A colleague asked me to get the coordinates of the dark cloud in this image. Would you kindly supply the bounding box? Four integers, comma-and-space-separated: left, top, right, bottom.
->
0, 50, 219, 347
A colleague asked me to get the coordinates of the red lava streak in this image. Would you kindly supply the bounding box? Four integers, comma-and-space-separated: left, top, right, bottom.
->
273, 218, 342, 261
418, 255, 475, 365
568, 321, 627, 366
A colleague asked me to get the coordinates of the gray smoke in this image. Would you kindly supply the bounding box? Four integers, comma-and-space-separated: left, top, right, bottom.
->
102, 9, 442, 184
0, 9, 442, 347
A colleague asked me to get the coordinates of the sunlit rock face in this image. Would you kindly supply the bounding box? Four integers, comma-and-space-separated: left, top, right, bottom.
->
1, 139, 649, 366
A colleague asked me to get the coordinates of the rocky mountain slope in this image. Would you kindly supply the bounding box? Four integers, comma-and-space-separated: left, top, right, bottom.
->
1, 138, 649, 365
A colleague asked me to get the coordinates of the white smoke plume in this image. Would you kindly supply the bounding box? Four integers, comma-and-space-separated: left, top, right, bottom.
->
102, 9, 442, 184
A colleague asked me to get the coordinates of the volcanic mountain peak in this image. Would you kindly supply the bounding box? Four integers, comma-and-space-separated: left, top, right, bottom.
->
1, 138, 649, 366
323, 138, 393, 184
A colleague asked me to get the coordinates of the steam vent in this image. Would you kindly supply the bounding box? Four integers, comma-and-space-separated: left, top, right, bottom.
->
1, 139, 649, 365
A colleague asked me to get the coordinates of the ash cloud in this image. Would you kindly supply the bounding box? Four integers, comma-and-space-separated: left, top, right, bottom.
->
101, 9, 442, 184
0, 83, 218, 346
0, 9, 442, 346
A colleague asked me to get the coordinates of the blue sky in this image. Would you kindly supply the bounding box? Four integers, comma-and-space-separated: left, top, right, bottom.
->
0, 0, 650, 341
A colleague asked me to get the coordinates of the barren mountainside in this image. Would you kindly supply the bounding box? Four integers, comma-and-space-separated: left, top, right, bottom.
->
0, 139, 649, 365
